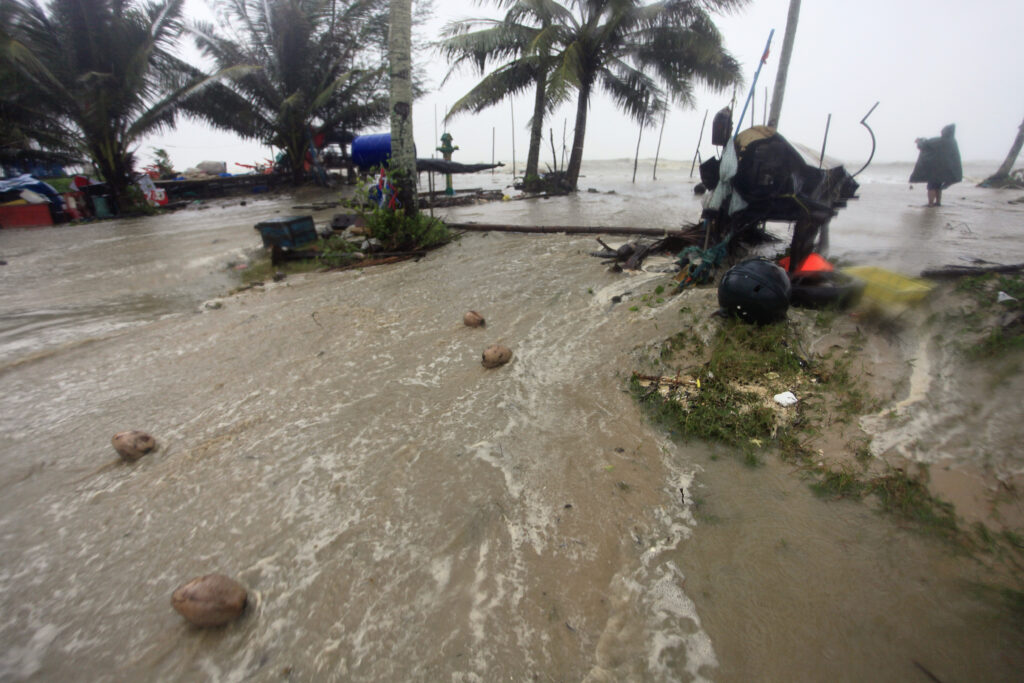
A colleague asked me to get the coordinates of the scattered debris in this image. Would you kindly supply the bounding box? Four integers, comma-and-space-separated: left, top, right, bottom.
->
482, 344, 512, 368
773, 391, 798, 407
921, 262, 1024, 280
171, 574, 248, 627
463, 311, 485, 327
111, 430, 157, 463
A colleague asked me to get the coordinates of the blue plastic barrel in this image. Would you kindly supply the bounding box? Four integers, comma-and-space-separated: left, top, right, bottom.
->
351, 134, 392, 170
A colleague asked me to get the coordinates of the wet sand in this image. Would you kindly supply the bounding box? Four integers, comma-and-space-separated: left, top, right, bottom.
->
1, 164, 1023, 680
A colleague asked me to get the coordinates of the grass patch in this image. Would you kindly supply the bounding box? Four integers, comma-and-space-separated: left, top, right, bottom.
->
237, 253, 322, 285
866, 469, 958, 536
630, 312, 985, 549
707, 319, 804, 380
951, 273, 1024, 359
631, 374, 774, 463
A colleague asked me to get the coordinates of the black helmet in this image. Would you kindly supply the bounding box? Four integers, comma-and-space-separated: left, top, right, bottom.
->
718, 258, 791, 324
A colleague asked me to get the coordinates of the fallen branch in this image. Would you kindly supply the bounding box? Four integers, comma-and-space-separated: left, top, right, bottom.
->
920, 263, 1024, 279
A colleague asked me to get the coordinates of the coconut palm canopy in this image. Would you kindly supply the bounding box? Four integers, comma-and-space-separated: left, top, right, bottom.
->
439, 0, 568, 185
188, 0, 396, 183
0, 0, 225, 200
441, 0, 748, 190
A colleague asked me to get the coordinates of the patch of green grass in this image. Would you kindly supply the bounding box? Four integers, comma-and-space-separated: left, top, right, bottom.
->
813, 308, 839, 329
966, 327, 1024, 359
810, 467, 866, 499
237, 253, 322, 285
630, 374, 772, 464
708, 319, 805, 380
865, 469, 959, 538
951, 273, 1024, 359
777, 427, 816, 464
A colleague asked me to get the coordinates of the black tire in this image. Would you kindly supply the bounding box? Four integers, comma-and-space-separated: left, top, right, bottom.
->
790, 271, 866, 310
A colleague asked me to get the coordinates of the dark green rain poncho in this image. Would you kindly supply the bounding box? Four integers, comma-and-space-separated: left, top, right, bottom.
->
910, 124, 963, 188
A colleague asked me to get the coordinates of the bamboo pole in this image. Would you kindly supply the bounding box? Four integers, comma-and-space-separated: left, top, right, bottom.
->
818, 113, 832, 168
690, 109, 709, 177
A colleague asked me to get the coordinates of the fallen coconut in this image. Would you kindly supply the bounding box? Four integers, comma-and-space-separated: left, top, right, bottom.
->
463, 311, 486, 327
111, 430, 156, 463
171, 574, 248, 627
482, 344, 512, 368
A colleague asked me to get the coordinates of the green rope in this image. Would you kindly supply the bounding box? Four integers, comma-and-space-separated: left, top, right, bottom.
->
676, 232, 732, 289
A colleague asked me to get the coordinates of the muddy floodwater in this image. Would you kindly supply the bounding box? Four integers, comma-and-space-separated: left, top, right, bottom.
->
1, 162, 1022, 681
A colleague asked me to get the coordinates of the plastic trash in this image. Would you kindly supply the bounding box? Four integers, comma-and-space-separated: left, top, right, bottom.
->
773, 391, 798, 407
997, 291, 1018, 303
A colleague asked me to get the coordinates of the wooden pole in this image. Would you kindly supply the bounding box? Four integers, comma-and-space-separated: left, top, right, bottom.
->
510, 101, 517, 180
632, 98, 648, 183
447, 222, 699, 237
491, 127, 496, 176
818, 113, 832, 168
763, 87, 768, 125
561, 119, 567, 170
690, 109, 709, 177
653, 110, 667, 180
550, 128, 558, 171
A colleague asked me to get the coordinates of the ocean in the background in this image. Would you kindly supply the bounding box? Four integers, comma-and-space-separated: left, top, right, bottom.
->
439, 158, 1024, 275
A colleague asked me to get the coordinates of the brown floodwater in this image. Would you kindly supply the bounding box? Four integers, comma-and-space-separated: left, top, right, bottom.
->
1, 165, 1022, 681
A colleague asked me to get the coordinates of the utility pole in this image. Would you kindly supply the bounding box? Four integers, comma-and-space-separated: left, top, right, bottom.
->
768, 0, 801, 129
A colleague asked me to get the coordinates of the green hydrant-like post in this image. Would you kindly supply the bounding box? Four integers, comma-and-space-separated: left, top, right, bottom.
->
437, 132, 459, 196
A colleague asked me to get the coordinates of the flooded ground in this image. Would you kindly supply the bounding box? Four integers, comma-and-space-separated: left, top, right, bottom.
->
1, 162, 1022, 680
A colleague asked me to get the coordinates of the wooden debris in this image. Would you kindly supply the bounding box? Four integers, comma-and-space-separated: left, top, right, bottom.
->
447, 223, 701, 238
920, 263, 1024, 279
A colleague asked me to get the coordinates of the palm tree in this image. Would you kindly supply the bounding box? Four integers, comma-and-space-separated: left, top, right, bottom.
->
549, 0, 746, 190
439, 0, 568, 186
389, 0, 417, 213
982, 116, 1024, 188
2, 0, 217, 204
190, 0, 390, 184
0, 4, 79, 170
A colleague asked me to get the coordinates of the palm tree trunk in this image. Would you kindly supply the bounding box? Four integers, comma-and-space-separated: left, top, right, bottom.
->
984, 116, 1024, 185
388, 0, 418, 214
92, 141, 130, 213
767, 0, 800, 129
565, 80, 591, 191
525, 76, 547, 182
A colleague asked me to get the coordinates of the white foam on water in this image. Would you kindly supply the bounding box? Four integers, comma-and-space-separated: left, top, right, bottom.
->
0, 623, 62, 679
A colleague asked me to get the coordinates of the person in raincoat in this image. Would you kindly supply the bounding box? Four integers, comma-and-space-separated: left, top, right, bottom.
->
910, 124, 962, 206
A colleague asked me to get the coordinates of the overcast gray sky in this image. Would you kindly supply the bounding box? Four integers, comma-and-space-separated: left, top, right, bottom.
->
147, 0, 1024, 171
